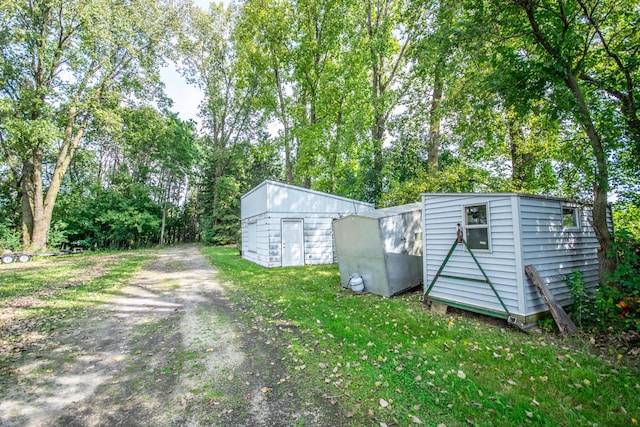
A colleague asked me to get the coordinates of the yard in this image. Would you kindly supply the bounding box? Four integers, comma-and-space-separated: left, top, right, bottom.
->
1, 246, 638, 426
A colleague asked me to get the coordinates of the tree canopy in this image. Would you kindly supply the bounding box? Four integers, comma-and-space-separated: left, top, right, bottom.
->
1, 0, 638, 282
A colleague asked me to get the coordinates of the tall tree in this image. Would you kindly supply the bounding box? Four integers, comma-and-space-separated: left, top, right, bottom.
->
468, 0, 640, 281
177, 2, 263, 242
235, 0, 297, 183
362, 0, 411, 203
406, 0, 460, 176
0, 0, 176, 252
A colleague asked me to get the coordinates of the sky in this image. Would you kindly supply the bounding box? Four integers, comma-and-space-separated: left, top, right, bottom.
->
160, 65, 203, 126
159, 0, 217, 128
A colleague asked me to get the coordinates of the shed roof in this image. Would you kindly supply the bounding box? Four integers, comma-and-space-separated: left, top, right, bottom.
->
241, 179, 375, 207
421, 192, 590, 205
343, 202, 421, 219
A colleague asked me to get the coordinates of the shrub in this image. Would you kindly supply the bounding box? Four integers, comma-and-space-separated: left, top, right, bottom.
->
567, 270, 640, 333
47, 221, 69, 251
607, 229, 640, 293
566, 270, 595, 330
0, 219, 21, 252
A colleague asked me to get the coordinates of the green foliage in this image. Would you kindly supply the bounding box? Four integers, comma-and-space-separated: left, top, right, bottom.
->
566, 270, 597, 330
202, 176, 241, 246
0, 0, 178, 252
0, 218, 21, 252
567, 269, 640, 333
608, 229, 640, 293
55, 183, 162, 250
613, 203, 640, 242
47, 221, 69, 251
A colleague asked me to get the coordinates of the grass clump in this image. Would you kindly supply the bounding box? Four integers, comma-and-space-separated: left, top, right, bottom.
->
202, 246, 640, 426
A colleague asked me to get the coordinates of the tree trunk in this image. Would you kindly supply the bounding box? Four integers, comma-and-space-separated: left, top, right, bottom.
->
507, 116, 534, 190
565, 72, 615, 283
274, 62, 294, 184
427, 69, 443, 175
159, 178, 173, 246
22, 109, 89, 253
516, 0, 617, 283
21, 148, 46, 252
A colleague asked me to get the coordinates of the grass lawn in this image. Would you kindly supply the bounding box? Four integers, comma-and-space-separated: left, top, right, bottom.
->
202, 246, 640, 426
0, 250, 153, 370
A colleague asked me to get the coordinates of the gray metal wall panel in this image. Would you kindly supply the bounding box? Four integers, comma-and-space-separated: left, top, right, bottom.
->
333, 216, 388, 294
334, 205, 423, 297
385, 254, 423, 295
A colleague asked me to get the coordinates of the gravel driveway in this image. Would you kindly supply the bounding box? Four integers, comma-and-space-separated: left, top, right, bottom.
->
1, 246, 343, 426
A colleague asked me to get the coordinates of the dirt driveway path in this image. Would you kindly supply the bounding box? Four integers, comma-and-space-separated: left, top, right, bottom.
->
1, 246, 342, 426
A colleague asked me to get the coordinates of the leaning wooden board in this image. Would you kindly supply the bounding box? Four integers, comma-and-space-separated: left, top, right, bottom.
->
525, 265, 579, 335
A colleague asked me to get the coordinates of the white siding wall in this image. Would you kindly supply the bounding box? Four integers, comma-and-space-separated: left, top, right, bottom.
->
242, 213, 342, 267
241, 182, 268, 220
241, 213, 272, 267
304, 215, 337, 265
265, 181, 373, 214
241, 180, 375, 268
423, 194, 521, 316
520, 197, 601, 314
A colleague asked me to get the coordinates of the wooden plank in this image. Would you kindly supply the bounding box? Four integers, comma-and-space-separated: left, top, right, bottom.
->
525, 265, 578, 335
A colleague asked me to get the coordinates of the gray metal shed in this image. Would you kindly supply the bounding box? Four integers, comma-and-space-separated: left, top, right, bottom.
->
421, 193, 610, 325
333, 203, 423, 297
240, 180, 374, 268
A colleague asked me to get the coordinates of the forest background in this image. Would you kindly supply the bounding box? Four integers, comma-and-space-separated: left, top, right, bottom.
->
1, 0, 638, 289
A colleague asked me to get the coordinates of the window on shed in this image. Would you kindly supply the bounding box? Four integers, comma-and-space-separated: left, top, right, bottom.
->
562, 206, 580, 229
464, 204, 490, 251
247, 221, 257, 253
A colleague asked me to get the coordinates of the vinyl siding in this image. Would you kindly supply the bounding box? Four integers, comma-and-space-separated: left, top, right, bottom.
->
422, 194, 521, 316
303, 214, 339, 265
241, 180, 374, 267
520, 198, 601, 315
241, 213, 271, 267
422, 193, 609, 321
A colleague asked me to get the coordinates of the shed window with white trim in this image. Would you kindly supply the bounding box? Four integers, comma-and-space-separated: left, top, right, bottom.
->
464, 204, 490, 251
562, 205, 580, 229
247, 221, 257, 253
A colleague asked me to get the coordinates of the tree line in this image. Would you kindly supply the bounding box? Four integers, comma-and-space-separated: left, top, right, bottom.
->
1, 0, 638, 285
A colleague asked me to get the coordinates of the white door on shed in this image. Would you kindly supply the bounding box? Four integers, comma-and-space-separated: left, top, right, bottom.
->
282, 219, 304, 266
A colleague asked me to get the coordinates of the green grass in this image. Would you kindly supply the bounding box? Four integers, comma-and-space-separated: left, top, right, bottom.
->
202, 246, 640, 426
0, 250, 153, 369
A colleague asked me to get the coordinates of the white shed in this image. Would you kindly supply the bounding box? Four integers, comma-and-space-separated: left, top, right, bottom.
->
241, 180, 375, 268
421, 193, 609, 325
333, 203, 423, 297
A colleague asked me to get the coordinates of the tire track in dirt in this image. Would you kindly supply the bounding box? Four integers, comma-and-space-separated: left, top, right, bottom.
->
1, 245, 343, 426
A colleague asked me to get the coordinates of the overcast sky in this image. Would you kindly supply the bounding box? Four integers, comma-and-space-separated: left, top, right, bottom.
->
160, 64, 203, 126
160, 0, 217, 128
